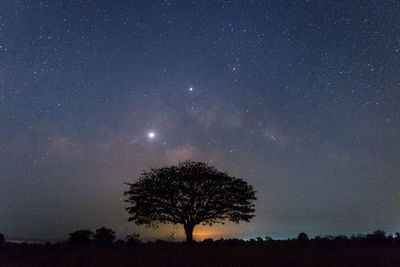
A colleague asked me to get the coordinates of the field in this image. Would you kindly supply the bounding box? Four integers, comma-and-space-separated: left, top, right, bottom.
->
1, 244, 400, 267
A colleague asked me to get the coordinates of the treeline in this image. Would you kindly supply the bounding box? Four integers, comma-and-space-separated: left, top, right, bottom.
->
66, 227, 140, 247
1, 229, 400, 248
214, 230, 400, 248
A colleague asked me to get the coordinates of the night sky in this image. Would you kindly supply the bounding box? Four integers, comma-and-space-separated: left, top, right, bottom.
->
1, 0, 400, 241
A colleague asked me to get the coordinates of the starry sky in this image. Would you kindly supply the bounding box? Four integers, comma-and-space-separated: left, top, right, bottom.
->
1, 0, 400, 241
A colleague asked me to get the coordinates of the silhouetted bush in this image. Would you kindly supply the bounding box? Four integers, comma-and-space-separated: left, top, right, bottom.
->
388, 234, 394, 243
94, 227, 116, 247
396, 232, 400, 241
67, 229, 93, 246
297, 232, 309, 242
201, 238, 214, 246
0, 233, 5, 245
372, 230, 386, 243
125, 233, 141, 246
265, 236, 273, 243
314, 235, 322, 242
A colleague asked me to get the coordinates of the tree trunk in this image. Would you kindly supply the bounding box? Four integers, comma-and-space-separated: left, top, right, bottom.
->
184, 224, 195, 243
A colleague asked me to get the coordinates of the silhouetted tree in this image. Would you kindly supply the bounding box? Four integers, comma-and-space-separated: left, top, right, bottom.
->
366, 230, 386, 244
387, 234, 394, 243
124, 161, 257, 243
67, 230, 93, 246
201, 238, 214, 246
373, 230, 386, 241
395, 232, 400, 242
297, 232, 309, 242
324, 235, 334, 240
94, 227, 116, 247
314, 235, 322, 241
264, 236, 273, 244
334, 235, 349, 241
256, 237, 264, 244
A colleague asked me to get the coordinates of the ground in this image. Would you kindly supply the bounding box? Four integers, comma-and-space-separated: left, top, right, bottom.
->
1, 244, 399, 267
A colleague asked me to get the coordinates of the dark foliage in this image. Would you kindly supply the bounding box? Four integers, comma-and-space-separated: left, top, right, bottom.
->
114, 239, 126, 246
125, 233, 141, 246
94, 227, 116, 247
2, 232, 400, 267
67, 229, 93, 246
0, 233, 5, 245
124, 161, 257, 242
297, 232, 309, 242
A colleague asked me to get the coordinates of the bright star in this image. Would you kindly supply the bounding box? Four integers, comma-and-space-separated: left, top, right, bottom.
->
189, 87, 193, 91
148, 132, 155, 139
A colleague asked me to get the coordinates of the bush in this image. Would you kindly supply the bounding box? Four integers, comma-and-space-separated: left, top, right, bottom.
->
67, 230, 93, 246
94, 227, 116, 247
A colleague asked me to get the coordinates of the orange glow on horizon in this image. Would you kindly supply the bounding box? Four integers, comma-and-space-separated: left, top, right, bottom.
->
193, 228, 226, 241
142, 222, 244, 241
193, 231, 213, 240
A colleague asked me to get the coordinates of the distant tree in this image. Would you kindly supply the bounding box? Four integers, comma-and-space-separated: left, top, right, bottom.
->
0, 233, 5, 245
395, 232, 400, 243
94, 227, 116, 247
373, 230, 386, 240
125, 233, 141, 246
365, 230, 386, 243
324, 235, 334, 240
264, 236, 273, 243
256, 237, 264, 245
297, 232, 309, 242
249, 238, 256, 246
350, 234, 365, 244
334, 235, 349, 245
313, 235, 323, 245
124, 161, 256, 243
201, 238, 214, 246
67, 230, 93, 246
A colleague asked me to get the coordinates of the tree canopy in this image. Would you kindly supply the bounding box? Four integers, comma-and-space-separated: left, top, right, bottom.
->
124, 161, 257, 242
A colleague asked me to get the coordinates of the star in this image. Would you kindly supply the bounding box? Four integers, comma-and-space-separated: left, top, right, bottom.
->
148, 132, 156, 139
189, 87, 193, 91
